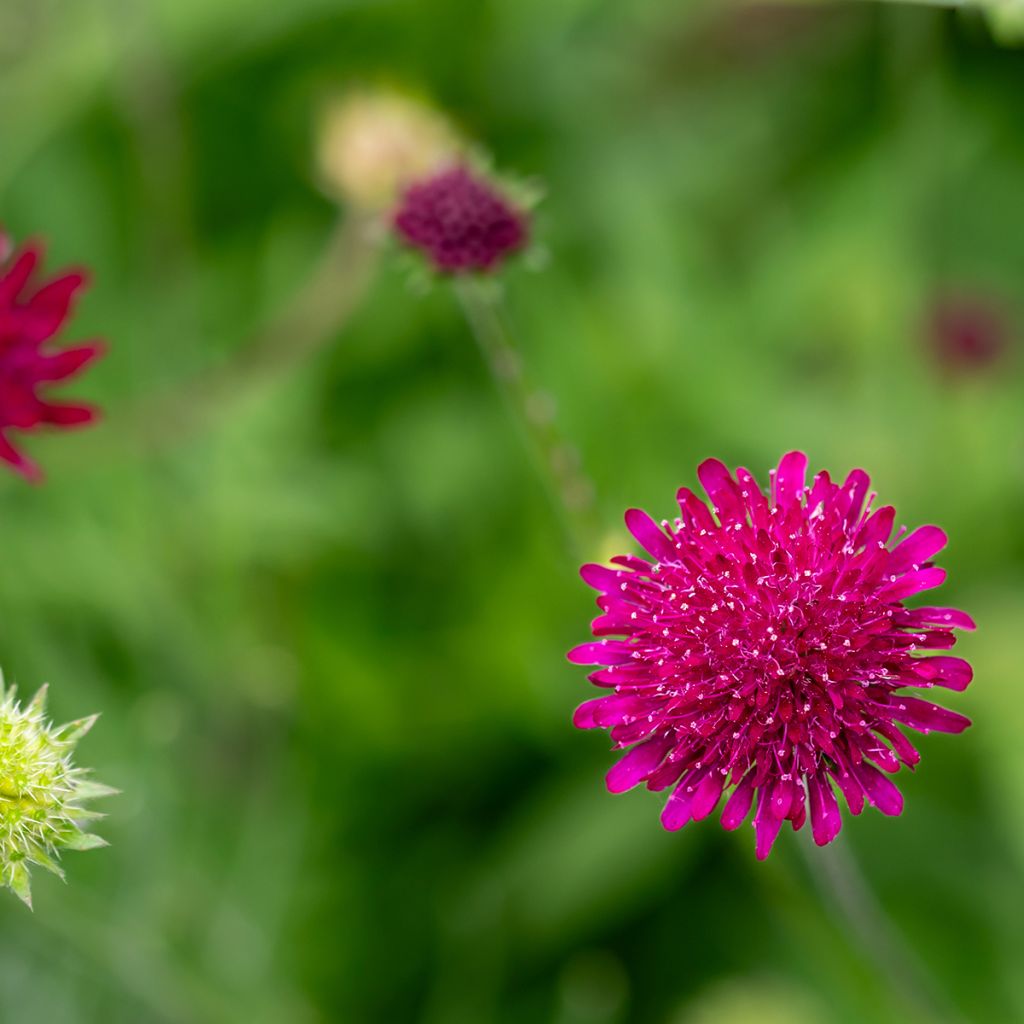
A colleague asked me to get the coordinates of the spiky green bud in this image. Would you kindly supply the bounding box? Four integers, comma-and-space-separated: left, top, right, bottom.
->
0, 679, 113, 909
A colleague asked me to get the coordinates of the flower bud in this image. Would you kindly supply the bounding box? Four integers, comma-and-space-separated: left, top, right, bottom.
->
0, 680, 113, 908
317, 88, 460, 211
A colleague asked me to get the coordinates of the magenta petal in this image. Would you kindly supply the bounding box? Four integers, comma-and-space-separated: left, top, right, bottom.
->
914, 656, 973, 692
605, 736, 670, 793
753, 787, 784, 860
690, 771, 724, 821
567, 642, 633, 666
37, 342, 105, 382
573, 697, 614, 729
891, 696, 971, 734
808, 774, 842, 846
23, 271, 87, 342
676, 487, 717, 532
661, 775, 695, 830
697, 458, 745, 524
721, 772, 757, 830
904, 607, 976, 631
40, 402, 97, 426
878, 566, 946, 601
580, 563, 629, 594
851, 761, 903, 816
0, 431, 40, 482
624, 508, 677, 562
838, 468, 870, 526
0, 245, 39, 304
828, 761, 865, 816
855, 506, 895, 551
888, 525, 947, 573
774, 450, 808, 506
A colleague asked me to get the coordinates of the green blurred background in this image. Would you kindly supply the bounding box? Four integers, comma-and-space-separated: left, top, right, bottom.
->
2, 0, 1024, 1021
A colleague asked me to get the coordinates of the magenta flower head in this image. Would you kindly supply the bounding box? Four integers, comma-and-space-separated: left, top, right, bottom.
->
569, 452, 975, 859
0, 232, 104, 481
393, 164, 528, 273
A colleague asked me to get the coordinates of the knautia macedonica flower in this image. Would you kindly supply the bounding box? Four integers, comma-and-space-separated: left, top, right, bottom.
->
0, 679, 112, 907
0, 231, 104, 481
393, 164, 528, 273
569, 452, 974, 859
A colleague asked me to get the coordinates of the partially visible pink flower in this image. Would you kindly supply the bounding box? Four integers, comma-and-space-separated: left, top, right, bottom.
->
927, 294, 1008, 373
569, 452, 974, 859
0, 232, 104, 481
393, 165, 528, 273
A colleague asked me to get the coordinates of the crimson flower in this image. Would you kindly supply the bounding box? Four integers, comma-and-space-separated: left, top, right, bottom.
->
569, 452, 974, 859
0, 233, 104, 481
393, 165, 528, 273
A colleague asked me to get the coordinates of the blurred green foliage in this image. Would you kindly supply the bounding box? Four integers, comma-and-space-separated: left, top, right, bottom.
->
1, 0, 1023, 1021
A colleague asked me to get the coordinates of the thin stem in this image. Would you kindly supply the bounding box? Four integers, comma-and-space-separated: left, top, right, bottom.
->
799, 832, 967, 1024
453, 277, 597, 560
129, 210, 382, 449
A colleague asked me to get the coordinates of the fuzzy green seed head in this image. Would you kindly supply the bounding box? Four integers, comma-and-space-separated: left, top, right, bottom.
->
0, 679, 113, 908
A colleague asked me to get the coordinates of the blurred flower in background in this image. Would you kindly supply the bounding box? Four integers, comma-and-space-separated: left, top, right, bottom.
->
986, 0, 1024, 44
668, 976, 826, 1024
393, 164, 530, 273
317, 87, 461, 212
925, 292, 1010, 375
0, 681, 111, 910
0, 233, 104, 481
570, 451, 974, 859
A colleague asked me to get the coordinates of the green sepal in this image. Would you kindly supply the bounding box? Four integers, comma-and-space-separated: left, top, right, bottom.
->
64, 832, 108, 852
9, 862, 32, 910
54, 715, 100, 746
26, 685, 49, 717
74, 780, 120, 801
27, 846, 65, 881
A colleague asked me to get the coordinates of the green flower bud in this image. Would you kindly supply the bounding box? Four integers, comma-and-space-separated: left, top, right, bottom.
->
0, 679, 113, 908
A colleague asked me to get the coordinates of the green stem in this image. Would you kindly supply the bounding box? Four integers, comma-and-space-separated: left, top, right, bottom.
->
130, 210, 382, 449
798, 833, 966, 1024
453, 277, 598, 560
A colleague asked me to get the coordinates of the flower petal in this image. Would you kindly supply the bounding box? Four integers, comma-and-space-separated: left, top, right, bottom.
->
851, 761, 903, 816
624, 508, 677, 562
878, 566, 946, 601
721, 771, 757, 830
808, 774, 842, 846
774, 451, 808, 507
690, 770, 724, 821
890, 696, 971, 734
567, 641, 633, 666
697, 458, 745, 525
605, 736, 670, 793
753, 786, 784, 860
888, 525, 947, 574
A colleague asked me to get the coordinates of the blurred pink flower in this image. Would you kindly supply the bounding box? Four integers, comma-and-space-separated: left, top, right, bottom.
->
0, 233, 104, 481
393, 165, 527, 273
569, 452, 974, 859
927, 294, 1008, 374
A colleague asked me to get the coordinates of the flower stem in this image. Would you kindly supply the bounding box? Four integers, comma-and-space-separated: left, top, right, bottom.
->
453, 277, 598, 560
133, 210, 382, 448
798, 833, 966, 1024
